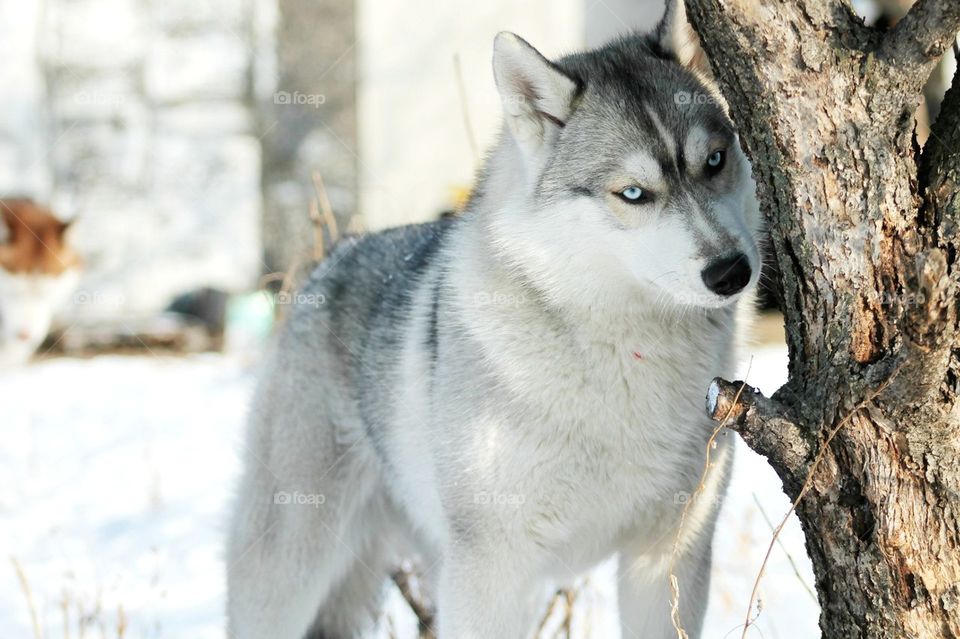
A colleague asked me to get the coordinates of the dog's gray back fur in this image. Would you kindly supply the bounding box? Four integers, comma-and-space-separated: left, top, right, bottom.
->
308, 220, 458, 462
227, 5, 761, 637
303, 221, 454, 394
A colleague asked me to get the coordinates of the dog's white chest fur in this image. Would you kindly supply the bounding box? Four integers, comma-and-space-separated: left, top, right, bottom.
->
405, 258, 735, 574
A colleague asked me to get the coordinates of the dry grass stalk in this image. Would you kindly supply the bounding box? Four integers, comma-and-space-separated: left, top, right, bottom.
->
308, 198, 326, 262
279, 256, 302, 300
750, 493, 817, 602
561, 588, 576, 638
311, 171, 340, 252
534, 591, 562, 637
452, 53, 479, 165
10, 556, 42, 639
116, 604, 127, 639
534, 589, 576, 638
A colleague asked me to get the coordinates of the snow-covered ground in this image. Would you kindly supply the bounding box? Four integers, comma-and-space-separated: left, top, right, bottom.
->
0, 340, 819, 638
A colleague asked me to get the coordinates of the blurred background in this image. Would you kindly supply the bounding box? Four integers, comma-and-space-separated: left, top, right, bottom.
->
0, 0, 667, 346
0, 0, 952, 637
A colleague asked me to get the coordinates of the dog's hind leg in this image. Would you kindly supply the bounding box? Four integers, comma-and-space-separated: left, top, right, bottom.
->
303, 496, 400, 638
226, 436, 383, 639
304, 559, 386, 639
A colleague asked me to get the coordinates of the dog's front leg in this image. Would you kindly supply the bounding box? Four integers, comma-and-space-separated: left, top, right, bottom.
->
617, 540, 713, 639
435, 546, 538, 639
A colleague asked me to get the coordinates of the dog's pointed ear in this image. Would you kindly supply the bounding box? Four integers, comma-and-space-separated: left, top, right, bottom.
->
655, 0, 709, 74
492, 32, 578, 157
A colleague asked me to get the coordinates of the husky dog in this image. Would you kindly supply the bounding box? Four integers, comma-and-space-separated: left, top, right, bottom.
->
0, 198, 80, 367
227, 2, 761, 637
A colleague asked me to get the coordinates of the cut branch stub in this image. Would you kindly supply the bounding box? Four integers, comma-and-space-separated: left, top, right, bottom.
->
707, 378, 811, 494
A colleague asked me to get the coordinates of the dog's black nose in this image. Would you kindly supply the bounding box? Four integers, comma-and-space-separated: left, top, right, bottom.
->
701, 253, 752, 297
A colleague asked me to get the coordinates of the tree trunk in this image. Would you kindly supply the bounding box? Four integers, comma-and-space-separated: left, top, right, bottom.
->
685, 0, 960, 636
261, 0, 358, 280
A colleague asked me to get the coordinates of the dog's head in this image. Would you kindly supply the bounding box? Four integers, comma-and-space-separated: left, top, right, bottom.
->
489, 0, 761, 311
0, 199, 80, 366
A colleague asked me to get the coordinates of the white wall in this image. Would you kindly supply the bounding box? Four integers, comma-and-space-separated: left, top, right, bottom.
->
0, 2, 50, 196
357, 0, 585, 230
0, 0, 264, 323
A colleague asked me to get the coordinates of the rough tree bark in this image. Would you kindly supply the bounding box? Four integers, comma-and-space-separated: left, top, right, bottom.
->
685, 0, 960, 636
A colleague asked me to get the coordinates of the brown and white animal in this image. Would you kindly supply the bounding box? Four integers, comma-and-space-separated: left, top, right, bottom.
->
0, 198, 80, 366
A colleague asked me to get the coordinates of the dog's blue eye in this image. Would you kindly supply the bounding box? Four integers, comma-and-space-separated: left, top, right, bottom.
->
706, 150, 726, 174
620, 186, 645, 202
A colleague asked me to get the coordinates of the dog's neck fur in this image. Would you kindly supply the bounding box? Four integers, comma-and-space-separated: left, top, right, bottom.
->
467, 131, 530, 218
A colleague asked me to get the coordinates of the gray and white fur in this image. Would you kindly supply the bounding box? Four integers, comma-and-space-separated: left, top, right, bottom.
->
227, 2, 762, 637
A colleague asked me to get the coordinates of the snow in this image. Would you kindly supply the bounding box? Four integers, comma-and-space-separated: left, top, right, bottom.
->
0, 354, 252, 638
0, 341, 819, 638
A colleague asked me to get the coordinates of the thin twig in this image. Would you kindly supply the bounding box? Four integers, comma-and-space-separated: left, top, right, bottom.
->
279, 256, 302, 298
308, 198, 326, 262
311, 171, 339, 248
750, 493, 817, 602
453, 53, 479, 165
561, 589, 575, 638
534, 590, 564, 638
11, 556, 42, 639
62, 589, 70, 639
117, 603, 127, 639
738, 369, 901, 639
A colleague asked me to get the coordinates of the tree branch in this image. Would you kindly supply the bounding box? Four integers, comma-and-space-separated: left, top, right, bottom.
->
920, 54, 960, 193
706, 378, 811, 492
879, 0, 960, 97
916, 59, 960, 356
392, 569, 436, 638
